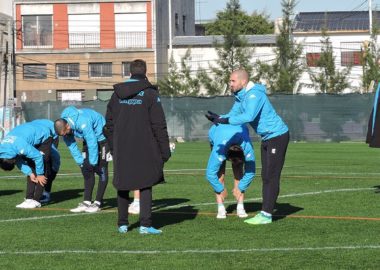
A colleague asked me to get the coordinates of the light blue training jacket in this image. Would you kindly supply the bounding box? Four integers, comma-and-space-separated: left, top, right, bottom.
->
0, 119, 56, 176
206, 124, 255, 193
222, 82, 288, 141
61, 106, 106, 166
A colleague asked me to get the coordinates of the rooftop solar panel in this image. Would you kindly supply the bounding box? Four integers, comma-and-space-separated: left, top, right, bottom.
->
293, 11, 380, 32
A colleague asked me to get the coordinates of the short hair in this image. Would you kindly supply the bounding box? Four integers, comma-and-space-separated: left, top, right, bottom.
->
232, 69, 249, 82
130, 59, 147, 76
227, 145, 245, 164
54, 118, 68, 136
0, 158, 16, 171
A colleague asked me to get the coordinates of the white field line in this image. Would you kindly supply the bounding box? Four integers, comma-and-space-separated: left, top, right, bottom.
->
0, 212, 98, 223
159, 187, 376, 209
0, 245, 380, 255
1, 169, 380, 180
0, 187, 375, 223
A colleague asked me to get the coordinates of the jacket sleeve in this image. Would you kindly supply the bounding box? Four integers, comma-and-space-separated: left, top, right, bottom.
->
205, 146, 225, 193
237, 141, 255, 192
105, 94, 117, 153
16, 157, 32, 176
81, 122, 99, 166
149, 91, 171, 162
63, 134, 84, 166
15, 142, 45, 175
221, 100, 241, 118
228, 93, 265, 125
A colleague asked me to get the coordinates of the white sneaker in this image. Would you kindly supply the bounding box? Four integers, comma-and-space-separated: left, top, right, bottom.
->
237, 208, 248, 218
16, 199, 41, 209
216, 209, 227, 219
70, 202, 91, 213
128, 202, 140, 214
85, 202, 101, 213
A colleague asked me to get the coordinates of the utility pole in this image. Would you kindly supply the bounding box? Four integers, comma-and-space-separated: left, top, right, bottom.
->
369, 0, 373, 35
168, 0, 173, 57
1, 42, 8, 139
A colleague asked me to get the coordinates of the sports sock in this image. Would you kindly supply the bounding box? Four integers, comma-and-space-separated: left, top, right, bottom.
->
218, 203, 225, 211
133, 199, 140, 204
237, 202, 244, 210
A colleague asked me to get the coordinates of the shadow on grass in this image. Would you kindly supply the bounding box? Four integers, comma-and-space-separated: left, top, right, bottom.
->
227, 202, 303, 222
48, 189, 83, 204
226, 202, 261, 214
126, 198, 197, 230
373, 185, 380, 193
102, 197, 190, 210
0, 189, 23, 197
273, 203, 304, 222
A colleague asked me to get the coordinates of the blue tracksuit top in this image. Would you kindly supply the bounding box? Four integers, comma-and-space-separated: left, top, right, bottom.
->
206, 124, 255, 193
0, 119, 56, 176
222, 82, 288, 141
61, 106, 106, 166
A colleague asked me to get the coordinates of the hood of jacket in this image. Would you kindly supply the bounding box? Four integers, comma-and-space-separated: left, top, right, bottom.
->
61, 106, 81, 128
235, 81, 266, 101
113, 76, 157, 99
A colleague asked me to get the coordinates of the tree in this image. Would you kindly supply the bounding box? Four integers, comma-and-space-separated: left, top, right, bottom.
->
254, 0, 304, 94
198, 0, 254, 95
158, 49, 201, 96
362, 21, 380, 92
205, 9, 273, 35
308, 28, 351, 94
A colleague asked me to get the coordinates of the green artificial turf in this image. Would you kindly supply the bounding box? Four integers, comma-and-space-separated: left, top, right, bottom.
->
0, 142, 379, 269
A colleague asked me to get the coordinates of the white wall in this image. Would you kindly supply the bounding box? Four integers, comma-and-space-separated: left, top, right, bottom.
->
172, 46, 276, 95
294, 33, 371, 94
0, 0, 12, 16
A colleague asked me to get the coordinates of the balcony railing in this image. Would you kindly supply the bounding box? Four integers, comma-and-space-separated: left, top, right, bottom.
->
69, 32, 100, 48
21, 32, 148, 49
115, 31, 147, 48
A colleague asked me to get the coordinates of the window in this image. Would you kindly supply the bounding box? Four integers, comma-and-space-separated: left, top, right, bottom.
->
341, 51, 363, 66
340, 42, 363, 66
115, 13, 147, 48
89, 63, 112, 78
56, 90, 84, 102
68, 14, 100, 48
182, 15, 186, 33
22, 15, 52, 48
306, 53, 321, 67
122, 61, 131, 77
175, 13, 179, 29
304, 43, 322, 67
23, 64, 47, 79
56, 63, 80, 79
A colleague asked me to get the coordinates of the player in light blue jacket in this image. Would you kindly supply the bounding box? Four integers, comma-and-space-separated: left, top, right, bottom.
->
0, 119, 57, 208
54, 106, 109, 213
205, 69, 290, 225
206, 123, 255, 219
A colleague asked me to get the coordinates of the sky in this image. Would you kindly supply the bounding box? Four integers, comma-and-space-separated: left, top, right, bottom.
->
196, 0, 380, 21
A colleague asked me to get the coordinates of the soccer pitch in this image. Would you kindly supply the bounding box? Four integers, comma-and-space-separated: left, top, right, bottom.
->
0, 142, 379, 269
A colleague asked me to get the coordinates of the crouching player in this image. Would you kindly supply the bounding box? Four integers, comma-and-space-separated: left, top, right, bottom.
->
206, 123, 255, 219
0, 119, 57, 208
